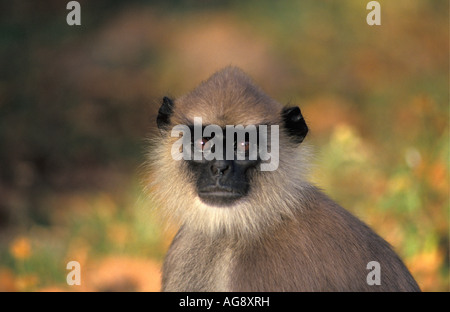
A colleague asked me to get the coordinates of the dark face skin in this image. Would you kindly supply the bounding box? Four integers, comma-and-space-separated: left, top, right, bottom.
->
156, 96, 308, 207
185, 127, 260, 207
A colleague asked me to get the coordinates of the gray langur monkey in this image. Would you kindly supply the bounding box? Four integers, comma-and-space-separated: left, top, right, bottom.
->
146, 66, 420, 292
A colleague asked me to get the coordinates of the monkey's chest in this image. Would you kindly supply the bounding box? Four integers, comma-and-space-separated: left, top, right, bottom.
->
162, 237, 235, 291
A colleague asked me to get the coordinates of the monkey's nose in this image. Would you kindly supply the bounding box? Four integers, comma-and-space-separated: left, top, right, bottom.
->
210, 160, 230, 177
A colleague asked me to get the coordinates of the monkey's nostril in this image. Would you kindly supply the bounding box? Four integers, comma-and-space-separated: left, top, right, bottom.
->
211, 162, 230, 176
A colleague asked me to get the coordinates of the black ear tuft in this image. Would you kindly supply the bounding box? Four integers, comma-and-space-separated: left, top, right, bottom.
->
157, 97, 174, 132
281, 106, 308, 144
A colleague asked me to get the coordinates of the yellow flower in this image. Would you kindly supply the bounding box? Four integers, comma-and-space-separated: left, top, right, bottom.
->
9, 237, 32, 260
15, 274, 38, 291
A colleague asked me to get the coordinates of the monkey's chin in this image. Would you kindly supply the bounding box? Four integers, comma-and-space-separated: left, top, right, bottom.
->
197, 191, 244, 207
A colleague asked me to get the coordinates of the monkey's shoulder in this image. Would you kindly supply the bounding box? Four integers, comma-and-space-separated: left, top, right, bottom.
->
277, 191, 421, 291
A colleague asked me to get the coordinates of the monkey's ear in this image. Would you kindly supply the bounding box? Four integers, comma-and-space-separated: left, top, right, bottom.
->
157, 97, 174, 133
281, 106, 308, 144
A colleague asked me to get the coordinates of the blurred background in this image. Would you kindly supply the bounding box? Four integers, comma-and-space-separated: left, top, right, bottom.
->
0, 0, 448, 291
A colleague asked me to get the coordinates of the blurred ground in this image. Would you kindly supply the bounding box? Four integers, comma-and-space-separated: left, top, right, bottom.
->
0, 0, 448, 291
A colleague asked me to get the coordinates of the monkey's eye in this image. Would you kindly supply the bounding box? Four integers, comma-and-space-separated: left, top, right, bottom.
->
194, 137, 212, 152
236, 141, 250, 153
235, 140, 255, 159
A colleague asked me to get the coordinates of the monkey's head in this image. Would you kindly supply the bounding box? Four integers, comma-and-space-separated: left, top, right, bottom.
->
147, 67, 312, 237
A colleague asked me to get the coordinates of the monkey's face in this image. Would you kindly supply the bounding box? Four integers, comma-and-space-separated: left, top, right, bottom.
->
185, 129, 260, 207
149, 67, 310, 235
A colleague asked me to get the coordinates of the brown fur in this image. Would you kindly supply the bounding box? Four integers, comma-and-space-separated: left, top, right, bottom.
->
147, 66, 420, 291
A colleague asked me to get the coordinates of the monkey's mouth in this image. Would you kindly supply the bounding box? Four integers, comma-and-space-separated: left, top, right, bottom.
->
197, 186, 244, 207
